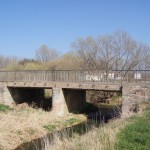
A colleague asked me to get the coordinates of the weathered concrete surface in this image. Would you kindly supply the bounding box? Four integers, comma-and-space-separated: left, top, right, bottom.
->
52, 88, 86, 115
8, 87, 44, 105
0, 81, 86, 115
122, 83, 150, 115
2, 80, 150, 117
64, 89, 86, 113
0, 82, 14, 105
6, 81, 121, 91
0, 83, 52, 109
52, 88, 68, 116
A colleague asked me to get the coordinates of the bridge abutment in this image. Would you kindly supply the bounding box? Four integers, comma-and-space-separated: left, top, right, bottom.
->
122, 84, 150, 116
0, 82, 14, 105
8, 87, 45, 105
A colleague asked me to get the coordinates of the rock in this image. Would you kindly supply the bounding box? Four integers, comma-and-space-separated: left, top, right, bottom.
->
129, 103, 139, 113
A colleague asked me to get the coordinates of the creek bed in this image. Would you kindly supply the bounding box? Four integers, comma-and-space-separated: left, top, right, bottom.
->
14, 103, 122, 150
14, 121, 88, 150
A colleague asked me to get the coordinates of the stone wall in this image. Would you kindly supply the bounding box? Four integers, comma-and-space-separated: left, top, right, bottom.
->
122, 83, 150, 115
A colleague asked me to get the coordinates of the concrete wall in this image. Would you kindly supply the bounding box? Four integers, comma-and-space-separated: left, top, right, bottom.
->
3, 80, 150, 117
64, 89, 86, 113
0, 83, 52, 110
52, 88, 68, 115
122, 84, 150, 115
8, 87, 44, 104
0, 82, 14, 105
52, 88, 86, 115
0, 82, 86, 115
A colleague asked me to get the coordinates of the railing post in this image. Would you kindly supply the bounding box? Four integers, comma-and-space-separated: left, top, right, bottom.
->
14, 71, 16, 81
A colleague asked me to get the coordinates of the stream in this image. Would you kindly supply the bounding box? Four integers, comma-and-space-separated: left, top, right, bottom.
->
14, 103, 121, 150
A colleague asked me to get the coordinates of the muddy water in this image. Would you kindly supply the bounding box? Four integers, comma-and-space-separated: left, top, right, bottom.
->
85, 102, 122, 123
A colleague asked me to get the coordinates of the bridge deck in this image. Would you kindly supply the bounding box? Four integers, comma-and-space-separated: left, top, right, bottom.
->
6, 81, 122, 91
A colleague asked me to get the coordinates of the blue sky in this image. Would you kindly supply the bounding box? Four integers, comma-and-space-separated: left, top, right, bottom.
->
0, 0, 150, 58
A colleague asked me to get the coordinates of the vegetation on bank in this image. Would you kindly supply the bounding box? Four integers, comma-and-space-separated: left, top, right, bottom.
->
115, 104, 150, 150
0, 104, 86, 150
0, 103, 149, 150
0, 104, 13, 112
32, 103, 149, 150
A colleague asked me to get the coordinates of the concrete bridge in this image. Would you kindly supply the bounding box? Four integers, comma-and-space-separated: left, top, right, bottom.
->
0, 70, 150, 115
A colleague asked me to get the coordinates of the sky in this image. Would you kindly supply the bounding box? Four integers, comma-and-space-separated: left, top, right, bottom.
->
0, 0, 150, 58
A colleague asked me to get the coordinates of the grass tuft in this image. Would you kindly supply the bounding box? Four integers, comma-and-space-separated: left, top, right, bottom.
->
43, 125, 56, 132
63, 118, 81, 126
0, 104, 13, 112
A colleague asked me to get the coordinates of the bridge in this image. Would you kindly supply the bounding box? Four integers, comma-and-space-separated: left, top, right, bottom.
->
0, 70, 150, 115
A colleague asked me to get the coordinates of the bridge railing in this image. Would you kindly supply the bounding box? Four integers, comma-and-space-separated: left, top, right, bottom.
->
0, 70, 150, 84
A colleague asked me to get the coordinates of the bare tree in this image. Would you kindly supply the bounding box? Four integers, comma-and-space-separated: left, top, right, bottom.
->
35, 45, 60, 62
136, 44, 150, 70
72, 31, 149, 78
111, 31, 142, 71
72, 37, 100, 70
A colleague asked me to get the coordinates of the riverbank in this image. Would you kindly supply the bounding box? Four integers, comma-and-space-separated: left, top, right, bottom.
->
34, 102, 148, 150
0, 102, 148, 150
115, 103, 150, 150
0, 104, 86, 150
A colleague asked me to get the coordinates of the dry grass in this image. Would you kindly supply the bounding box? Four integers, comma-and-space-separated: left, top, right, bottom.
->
37, 103, 149, 150
38, 118, 128, 150
0, 105, 86, 150
0, 103, 147, 150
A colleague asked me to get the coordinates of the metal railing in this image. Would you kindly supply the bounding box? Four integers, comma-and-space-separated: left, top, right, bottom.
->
0, 70, 150, 84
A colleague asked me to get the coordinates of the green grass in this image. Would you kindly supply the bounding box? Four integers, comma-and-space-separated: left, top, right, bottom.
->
0, 104, 13, 112
43, 117, 82, 133
115, 105, 150, 150
43, 124, 56, 132
63, 118, 81, 126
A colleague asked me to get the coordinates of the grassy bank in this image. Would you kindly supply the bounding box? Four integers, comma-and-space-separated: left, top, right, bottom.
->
36, 103, 148, 150
0, 103, 149, 150
115, 104, 150, 150
0, 104, 86, 150
35, 115, 127, 150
